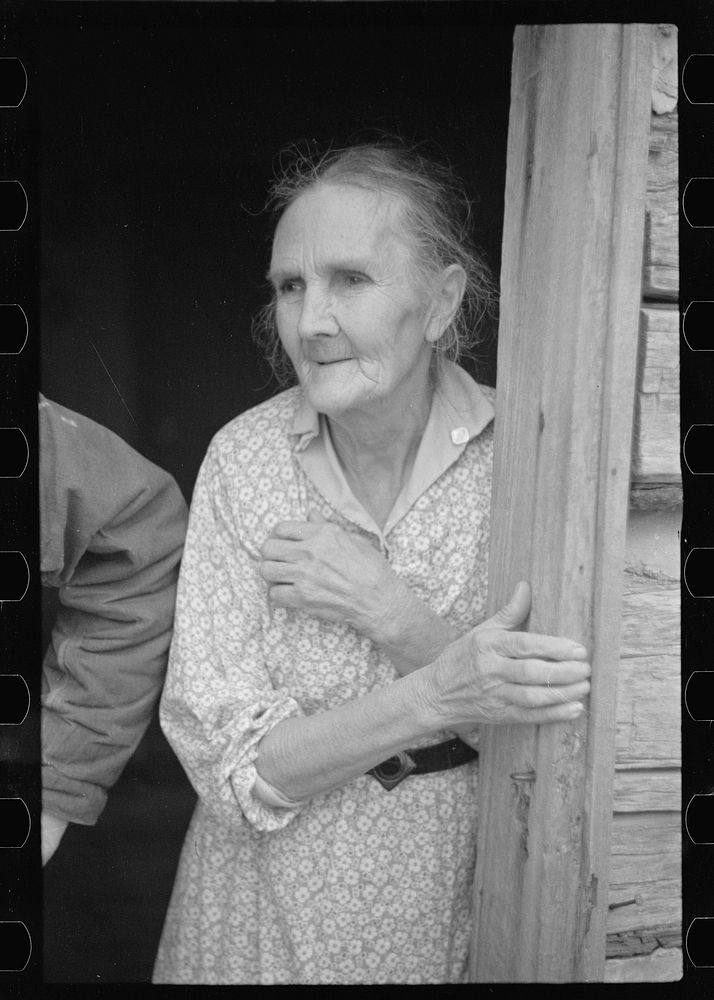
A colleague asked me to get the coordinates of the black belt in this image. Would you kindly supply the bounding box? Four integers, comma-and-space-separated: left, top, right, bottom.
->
367, 737, 478, 791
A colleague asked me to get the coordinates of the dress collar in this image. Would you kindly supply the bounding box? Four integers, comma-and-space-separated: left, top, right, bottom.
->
288, 360, 494, 539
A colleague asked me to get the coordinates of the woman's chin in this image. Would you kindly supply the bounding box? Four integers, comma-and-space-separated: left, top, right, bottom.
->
300, 368, 371, 417
304, 386, 362, 417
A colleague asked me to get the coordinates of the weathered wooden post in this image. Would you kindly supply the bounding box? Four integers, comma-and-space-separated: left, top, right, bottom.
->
470, 24, 654, 981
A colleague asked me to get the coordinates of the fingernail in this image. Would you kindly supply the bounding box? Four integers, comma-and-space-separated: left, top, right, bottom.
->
569, 702, 584, 716
572, 644, 588, 658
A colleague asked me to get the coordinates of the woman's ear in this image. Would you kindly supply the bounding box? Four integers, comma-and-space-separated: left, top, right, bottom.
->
425, 265, 467, 344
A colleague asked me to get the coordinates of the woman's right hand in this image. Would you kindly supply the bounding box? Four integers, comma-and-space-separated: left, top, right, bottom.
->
421, 581, 591, 729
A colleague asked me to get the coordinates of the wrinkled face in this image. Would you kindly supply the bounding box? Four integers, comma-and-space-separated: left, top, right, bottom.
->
269, 183, 437, 421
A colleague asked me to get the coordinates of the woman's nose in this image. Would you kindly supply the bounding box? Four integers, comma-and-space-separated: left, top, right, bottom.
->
297, 285, 339, 339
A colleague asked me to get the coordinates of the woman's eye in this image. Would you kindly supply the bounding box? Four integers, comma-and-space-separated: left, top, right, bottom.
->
278, 280, 303, 297
338, 272, 368, 288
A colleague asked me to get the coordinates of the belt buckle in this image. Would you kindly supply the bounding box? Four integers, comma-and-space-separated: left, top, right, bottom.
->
368, 750, 417, 791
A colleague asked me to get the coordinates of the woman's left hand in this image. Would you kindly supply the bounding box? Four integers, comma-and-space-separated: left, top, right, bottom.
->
259, 510, 400, 640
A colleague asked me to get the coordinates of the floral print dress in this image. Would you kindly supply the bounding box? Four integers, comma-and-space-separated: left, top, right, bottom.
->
152, 362, 494, 984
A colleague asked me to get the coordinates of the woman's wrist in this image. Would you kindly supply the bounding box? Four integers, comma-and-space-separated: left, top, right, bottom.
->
369, 584, 461, 674
409, 633, 480, 732
351, 565, 407, 643
404, 657, 451, 732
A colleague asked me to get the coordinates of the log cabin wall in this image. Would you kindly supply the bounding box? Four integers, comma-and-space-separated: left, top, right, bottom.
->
605, 24, 681, 984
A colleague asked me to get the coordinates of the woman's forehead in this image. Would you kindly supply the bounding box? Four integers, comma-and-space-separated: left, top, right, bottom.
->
271, 183, 407, 262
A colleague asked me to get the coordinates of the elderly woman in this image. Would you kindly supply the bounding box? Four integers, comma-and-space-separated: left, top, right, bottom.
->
152, 143, 590, 985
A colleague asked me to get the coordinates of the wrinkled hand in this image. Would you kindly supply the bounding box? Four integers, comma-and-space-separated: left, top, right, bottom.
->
425, 581, 591, 728
259, 510, 404, 639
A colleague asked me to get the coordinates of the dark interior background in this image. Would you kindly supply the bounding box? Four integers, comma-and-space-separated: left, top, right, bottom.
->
39, 2, 512, 982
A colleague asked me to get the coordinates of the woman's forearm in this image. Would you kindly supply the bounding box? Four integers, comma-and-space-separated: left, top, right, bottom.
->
254, 582, 593, 805
374, 588, 463, 675
254, 666, 438, 803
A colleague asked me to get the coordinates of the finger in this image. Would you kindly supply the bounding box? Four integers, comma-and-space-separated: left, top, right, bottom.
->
270, 520, 312, 541
503, 700, 585, 726
505, 657, 591, 685
307, 509, 328, 524
493, 630, 588, 662
502, 679, 590, 709
259, 560, 297, 584
267, 583, 300, 608
480, 581, 531, 632
548, 680, 591, 704
261, 537, 302, 562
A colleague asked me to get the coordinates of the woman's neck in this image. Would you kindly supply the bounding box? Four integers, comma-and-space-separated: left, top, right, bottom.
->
326, 388, 434, 530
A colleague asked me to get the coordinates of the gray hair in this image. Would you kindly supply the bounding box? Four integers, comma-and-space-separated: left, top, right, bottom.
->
252, 140, 497, 385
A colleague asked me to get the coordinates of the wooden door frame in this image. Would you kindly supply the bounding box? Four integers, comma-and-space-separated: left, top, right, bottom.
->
470, 23, 655, 982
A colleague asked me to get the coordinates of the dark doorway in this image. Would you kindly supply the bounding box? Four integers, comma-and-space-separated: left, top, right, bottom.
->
40, 2, 512, 982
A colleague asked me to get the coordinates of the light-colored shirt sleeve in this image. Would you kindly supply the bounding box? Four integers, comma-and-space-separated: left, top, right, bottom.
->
158, 436, 307, 833
40, 396, 188, 825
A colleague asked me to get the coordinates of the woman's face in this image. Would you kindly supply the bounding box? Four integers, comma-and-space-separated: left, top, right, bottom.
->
269, 183, 439, 422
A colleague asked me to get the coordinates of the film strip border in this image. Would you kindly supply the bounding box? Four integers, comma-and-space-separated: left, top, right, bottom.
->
0, 1, 39, 985
681, 39, 714, 989
0, 7, 708, 991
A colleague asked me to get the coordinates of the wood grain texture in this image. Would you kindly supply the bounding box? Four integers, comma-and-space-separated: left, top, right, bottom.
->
629, 483, 682, 510
613, 769, 680, 812
609, 507, 681, 951
620, 570, 679, 659
605, 947, 682, 982
632, 393, 680, 482
616, 681, 680, 767
609, 810, 679, 858
608, 880, 681, 934
622, 507, 680, 584
631, 304, 679, 482
470, 24, 653, 982
651, 25, 678, 114
616, 560, 680, 769
607, 811, 680, 935
638, 306, 678, 394
607, 924, 681, 957
642, 111, 678, 300
615, 658, 681, 769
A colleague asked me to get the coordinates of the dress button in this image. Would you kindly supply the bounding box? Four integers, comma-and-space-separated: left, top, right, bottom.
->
451, 426, 469, 445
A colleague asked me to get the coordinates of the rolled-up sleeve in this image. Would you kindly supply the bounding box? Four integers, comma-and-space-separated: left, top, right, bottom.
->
159, 437, 306, 833
40, 397, 188, 825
